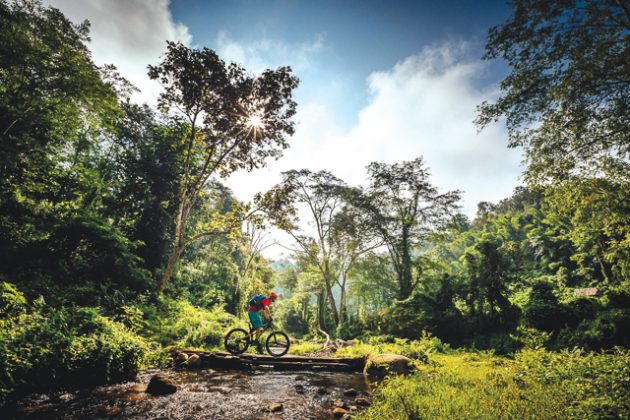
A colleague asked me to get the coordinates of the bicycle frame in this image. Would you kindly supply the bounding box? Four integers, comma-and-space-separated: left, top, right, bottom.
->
239, 320, 273, 341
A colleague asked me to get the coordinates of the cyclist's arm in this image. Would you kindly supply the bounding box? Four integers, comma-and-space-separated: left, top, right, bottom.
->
263, 306, 271, 319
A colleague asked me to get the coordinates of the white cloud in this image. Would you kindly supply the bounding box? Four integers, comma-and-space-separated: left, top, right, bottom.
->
338, 43, 523, 214
44, 0, 192, 104
215, 31, 325, 74
224, 42, 523, 258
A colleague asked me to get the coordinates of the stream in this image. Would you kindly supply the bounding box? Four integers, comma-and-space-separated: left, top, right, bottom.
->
3, 369, 374, 419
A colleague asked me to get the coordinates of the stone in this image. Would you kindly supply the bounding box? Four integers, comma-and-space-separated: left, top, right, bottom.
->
268, 402, 284, 413
146, 374, 178, 396
332, 398, 346, 408
341, 414, 353, 420
176, 352, 189, 363
187, 384, 206, 393
333, 407, 349, 418
317, 386, 330, 395
294, 384, 305, 394
130, 384, 147, 392
120, 390, 149, 402
355, 396, 370, 406
187, 354, 201, 367
343, 388, 358, 397
294, 375, 305, 381
57, 393, 73, 402
364, 353, 415, 377
97, 405, 123, 416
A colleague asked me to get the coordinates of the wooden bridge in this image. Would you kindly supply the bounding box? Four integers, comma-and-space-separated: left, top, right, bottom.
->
172, 350, 366, 373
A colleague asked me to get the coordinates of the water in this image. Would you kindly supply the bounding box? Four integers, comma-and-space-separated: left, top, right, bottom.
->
4, 369, 373, 419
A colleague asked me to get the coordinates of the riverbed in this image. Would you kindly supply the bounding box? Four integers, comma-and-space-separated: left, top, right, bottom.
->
3, 369, 374, 419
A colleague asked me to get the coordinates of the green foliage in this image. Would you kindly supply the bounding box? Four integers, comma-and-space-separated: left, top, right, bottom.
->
351, 158, 461, 300
141, 298, 239, 349
49, 215, 151, 290
511, 326, 551, 350
276, 294, 312, 337
515, 348, 630, 418
0, 283, 148, 405
477, 0, 630, 182
0, 2, 628, 414
288, 341, 321, 355
359, 350, 630, 420
148, 40, 299, 292
522, 280, 566, 331
336, 333, 447, 364
0, 281, 27, 316
380, 278, 464, 342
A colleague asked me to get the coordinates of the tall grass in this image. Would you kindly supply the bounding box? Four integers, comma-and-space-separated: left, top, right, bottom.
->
358, 349, 630, 419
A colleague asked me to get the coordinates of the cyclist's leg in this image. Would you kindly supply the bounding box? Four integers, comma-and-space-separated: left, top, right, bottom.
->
248, 311, 265, 348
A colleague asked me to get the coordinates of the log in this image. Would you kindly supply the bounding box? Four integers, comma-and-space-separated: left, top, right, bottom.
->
213, 351, 364, 365
171, 349, 365, 372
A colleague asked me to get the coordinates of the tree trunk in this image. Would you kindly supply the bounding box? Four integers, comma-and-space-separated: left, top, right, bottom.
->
399, 228, 413, 300
323, 271, 340, 326
317, 290, 327, 331
233, 278, 241, 316
159, 244, 184, 293
338, 273, 348, 324
158, 196, 190, 293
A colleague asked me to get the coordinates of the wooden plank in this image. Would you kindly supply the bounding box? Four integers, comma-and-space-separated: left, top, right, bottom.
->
175, 349, 364, 364
171, 349, 365, 372
182, 350, 364, 365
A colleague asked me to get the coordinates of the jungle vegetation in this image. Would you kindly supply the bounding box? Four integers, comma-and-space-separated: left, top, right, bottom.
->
0, 0, 628, 417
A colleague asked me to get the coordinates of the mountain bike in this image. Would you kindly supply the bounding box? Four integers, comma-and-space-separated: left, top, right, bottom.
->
224, 318, 290, 357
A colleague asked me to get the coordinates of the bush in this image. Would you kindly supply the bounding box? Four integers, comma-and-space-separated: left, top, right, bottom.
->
0, 283, 148, 405
380, 294, 437, 339
65, 317, 147, 385
564, 297, 600, 326
0, 281, 27, 317
336, 332, 447, 364
555, 308, 630, 349
289, 341, 322, 355
141, 298, 238, 349
358, 349, 630, 420
511, 326, 552, 349
522, 280, 566, 331
515, 348, 630, 418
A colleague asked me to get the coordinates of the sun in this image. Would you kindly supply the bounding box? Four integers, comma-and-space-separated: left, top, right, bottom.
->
246, 113, 265, 130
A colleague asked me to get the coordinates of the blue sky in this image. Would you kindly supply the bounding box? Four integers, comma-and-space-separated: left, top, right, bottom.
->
47, 0, 523, 257
170, 0, 512, 128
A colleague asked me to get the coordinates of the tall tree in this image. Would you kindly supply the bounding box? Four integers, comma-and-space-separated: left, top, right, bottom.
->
147, 42, 298, 292
463, 235, 514, 319
261, 170, 348, 326
0, 0, 119, 211
103, 103, 184, 273
476, 0, 630, 182
353, 158, 461, 300
329, 204, 383, 323
0, 0, 132, 292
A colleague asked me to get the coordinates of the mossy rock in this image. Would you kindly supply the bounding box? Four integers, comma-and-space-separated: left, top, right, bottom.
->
146, 374, 178, 395
364, 353, 415, 377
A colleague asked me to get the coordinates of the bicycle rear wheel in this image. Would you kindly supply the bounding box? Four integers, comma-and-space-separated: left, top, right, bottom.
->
266, 331, 290, 357
224, 328, 250, 355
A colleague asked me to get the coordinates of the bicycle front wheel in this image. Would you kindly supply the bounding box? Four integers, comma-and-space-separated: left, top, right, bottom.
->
224, 328, 250, 355
266, 331, 290, 357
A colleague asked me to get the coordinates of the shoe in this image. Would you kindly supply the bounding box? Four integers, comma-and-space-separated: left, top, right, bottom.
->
255, 341, 264, 354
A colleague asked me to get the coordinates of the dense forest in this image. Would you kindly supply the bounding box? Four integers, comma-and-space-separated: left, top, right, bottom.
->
1, 0, 629, 418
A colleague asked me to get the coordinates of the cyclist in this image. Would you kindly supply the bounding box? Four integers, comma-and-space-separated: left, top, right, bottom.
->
247, 291, 278, 353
